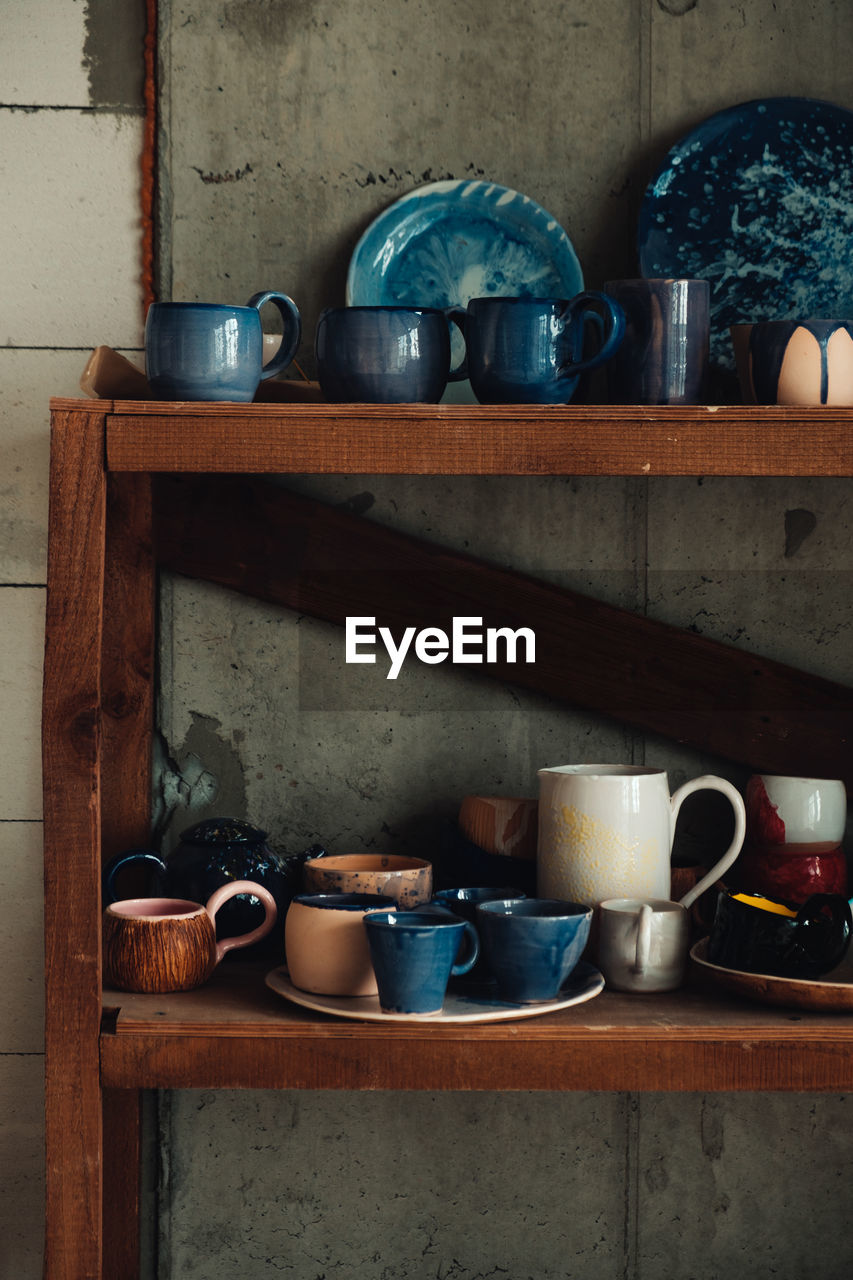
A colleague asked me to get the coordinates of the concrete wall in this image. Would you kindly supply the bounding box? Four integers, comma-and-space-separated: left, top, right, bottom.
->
0, 2, 145, 1274
152, 2, 853, 1279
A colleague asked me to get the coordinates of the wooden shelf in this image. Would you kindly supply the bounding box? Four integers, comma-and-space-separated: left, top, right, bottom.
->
42, 398, 853, 1276
55, 397, 853, 477
101, 963, 853, 1093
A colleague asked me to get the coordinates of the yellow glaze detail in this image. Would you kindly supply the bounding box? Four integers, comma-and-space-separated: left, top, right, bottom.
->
732, 892, 796, 917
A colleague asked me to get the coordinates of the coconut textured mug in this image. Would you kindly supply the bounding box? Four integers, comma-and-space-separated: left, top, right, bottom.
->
103, 880, 278, 993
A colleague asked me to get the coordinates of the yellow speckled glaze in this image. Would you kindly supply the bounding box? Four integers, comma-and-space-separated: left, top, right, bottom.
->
537, 764, 746, 911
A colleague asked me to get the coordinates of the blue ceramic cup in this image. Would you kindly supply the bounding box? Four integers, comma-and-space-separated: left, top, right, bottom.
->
431, 886, 526, 981
363, 908, 479, 1014
315, 305, 468, 403
465, 293, 625, 404
145, 292, 302, 401
475, 897, 592, 1003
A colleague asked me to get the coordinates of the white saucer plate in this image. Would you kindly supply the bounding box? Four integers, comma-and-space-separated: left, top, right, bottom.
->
265, 961, 604, 1025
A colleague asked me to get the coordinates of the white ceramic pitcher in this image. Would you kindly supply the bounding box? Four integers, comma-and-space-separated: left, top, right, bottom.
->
537, 764, 746, 911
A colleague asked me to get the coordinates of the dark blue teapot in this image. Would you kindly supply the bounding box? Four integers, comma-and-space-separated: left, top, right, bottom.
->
103, 817, 324, 960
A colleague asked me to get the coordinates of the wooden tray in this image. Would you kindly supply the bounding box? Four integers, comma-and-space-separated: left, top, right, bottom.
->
690, 937, 853, 1011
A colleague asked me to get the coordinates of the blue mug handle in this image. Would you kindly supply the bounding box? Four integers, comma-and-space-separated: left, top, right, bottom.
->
246, 292, 302, 381
444, 305, 469, 382
103, 848, 168, 905
559, 291, 626, 377
450, 919, 480, 977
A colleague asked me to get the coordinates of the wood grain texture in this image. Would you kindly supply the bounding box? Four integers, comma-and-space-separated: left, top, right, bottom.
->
92, 401, 853, 476
102, 1089, 141, 1280
99, 965, 853, 1092
101, 474, 155, 860
103, 910, 217, 993
42, 407, 107, 1280
153, 474, 853, 786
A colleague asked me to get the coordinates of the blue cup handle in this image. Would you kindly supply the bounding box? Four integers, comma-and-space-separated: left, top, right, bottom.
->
103, 848, 168, 905
559, 291, 626, 377
450, 920, 480, 977
246, 291, 302, 381
444, 305, 469, 382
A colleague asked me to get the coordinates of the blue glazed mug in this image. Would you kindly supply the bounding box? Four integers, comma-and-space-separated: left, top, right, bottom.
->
145, 292, 302, 401
465, 293, 625, 404
315, 305, 468, 403
362, 908, 479, 1014
431, 886, 526, 981
475, 897, 592, 1003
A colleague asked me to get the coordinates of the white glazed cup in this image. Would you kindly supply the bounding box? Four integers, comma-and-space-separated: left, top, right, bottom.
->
598, 897, 689, 993
536, 764, 746, 911
746, 774, 847, 847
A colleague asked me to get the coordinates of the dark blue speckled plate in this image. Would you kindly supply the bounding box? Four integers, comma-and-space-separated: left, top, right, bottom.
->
638, 97, 853, 378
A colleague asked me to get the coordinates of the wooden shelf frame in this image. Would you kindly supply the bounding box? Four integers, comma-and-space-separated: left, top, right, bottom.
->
42, 398, 853, 1278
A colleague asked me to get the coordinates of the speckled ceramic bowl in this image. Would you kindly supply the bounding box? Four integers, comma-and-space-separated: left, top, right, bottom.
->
302, 854, 433, 910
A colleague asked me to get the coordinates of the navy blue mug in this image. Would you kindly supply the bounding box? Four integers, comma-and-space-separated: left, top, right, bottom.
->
604, 278, 710, 405
315, 305, 468, 403
475, 898, 592, 1003
362, 909, 479, 1014
431, 886, 526, 981
145, 292, 301, 402
465, 293, 625, 404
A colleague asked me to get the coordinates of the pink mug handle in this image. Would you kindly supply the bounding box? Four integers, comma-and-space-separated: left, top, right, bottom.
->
204, 880, 278, 962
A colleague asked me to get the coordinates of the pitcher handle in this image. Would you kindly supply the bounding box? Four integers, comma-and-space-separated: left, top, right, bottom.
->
670, 776, 746, 911
205, 879, 279, 962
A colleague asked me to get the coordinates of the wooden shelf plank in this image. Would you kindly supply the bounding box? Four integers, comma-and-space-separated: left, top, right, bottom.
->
100, 965, 853, 1092
81, 399, 853, 477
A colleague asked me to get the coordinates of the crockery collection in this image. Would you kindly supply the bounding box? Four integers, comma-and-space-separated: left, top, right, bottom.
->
103, 95, 853, 1019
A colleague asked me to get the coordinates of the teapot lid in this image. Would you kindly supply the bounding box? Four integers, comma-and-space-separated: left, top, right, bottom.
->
178, 817, 269, 846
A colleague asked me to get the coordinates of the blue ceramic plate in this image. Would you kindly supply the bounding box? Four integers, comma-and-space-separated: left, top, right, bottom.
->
348, 179, 583, 309
638, 97, 853, 382
347, 179, 584, 399
266, 961, 604, 1024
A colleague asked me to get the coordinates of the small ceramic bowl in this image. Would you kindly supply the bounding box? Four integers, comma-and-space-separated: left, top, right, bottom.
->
475, 897, 593, 1003
745, 774, 846, 847
302, 853, 433, 910
284, 892, 395, 996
